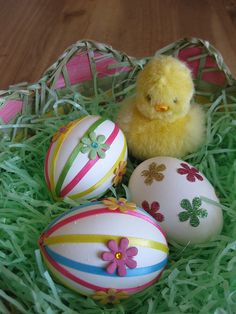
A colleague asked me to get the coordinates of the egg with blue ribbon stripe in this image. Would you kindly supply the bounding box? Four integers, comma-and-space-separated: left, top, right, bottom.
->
39, 200, 169, 298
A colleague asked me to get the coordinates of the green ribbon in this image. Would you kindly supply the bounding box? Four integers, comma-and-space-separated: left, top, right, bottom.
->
55, 117, 106, 196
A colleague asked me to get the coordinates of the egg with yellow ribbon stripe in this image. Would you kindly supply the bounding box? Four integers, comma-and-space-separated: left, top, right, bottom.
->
44, 115, 127, 201
38, 199, 169, 300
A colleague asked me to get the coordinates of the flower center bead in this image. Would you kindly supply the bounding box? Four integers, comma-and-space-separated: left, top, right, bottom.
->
118, 201, 125, 206
91, 142, 98, 148
115, 252, 123, 260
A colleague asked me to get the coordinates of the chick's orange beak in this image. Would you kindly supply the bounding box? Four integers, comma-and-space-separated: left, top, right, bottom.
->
155, 104, 169, 112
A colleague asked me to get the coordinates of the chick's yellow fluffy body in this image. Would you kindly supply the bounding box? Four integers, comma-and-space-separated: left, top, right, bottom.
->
117, 56, 205, 160
117, 97, 205, 160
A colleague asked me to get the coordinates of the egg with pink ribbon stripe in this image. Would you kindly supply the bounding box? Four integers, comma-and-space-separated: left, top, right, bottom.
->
38, 199, 168, 299
44, 115, 127, 201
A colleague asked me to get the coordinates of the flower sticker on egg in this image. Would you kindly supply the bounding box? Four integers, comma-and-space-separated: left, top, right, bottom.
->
128, 156, 223, 245
113, 161, 127, 186
101, 238, 138, 277
178, 197, 208, 227
103, 197, 136, 212
45, 116, 128, 201
177, 163, 203, 182
80, 131, 110, 160
92, 288, 129, 304
141, 162, 166, 185
142, 200, 165, 222
39, 200, 168, 296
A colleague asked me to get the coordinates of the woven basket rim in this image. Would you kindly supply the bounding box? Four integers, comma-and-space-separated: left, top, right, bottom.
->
0, 37, 235, 96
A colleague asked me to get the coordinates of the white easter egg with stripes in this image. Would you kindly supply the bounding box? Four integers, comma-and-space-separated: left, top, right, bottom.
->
44, 115, 127, 200
39, 200, 168, 297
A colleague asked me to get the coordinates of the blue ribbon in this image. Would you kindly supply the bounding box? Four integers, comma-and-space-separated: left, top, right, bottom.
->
45, 246, 168, 277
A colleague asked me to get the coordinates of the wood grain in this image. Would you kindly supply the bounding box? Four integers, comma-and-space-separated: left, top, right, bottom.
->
0, 0, 236, 89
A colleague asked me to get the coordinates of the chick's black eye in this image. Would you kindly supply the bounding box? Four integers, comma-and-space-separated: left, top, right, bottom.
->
145, 94, 152, 102
173, 98, 178, 104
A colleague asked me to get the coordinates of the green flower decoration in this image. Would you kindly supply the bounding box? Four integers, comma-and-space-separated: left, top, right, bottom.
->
178, 197, 208, 227
80, 132, 110, 160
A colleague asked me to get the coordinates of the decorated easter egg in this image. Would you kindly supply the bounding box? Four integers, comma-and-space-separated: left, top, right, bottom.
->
39, 199, 168, 302
44, 115, 127, 200
128, 157, 223, 245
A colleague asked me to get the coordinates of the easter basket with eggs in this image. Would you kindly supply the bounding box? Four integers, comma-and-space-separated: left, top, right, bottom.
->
0, 38, 236, 313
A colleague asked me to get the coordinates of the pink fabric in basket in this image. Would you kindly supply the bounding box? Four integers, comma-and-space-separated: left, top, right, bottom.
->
202, 56, 226, 85
178, 47, 226, 86
55, 51, 131, 89
0, 100, 23, 123
178, 47, 202, 78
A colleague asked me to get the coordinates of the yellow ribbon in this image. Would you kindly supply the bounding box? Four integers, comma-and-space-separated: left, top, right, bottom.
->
49, 117, 86, 192
43, 234, 169, 253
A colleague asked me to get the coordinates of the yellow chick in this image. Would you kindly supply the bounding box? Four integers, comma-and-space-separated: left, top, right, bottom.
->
117, 56, 205, 160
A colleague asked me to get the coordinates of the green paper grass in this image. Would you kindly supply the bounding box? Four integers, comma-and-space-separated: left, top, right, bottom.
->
0, 39, 236, 314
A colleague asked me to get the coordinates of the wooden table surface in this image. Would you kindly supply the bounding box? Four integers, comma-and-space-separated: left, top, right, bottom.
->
0, 0, 236, 89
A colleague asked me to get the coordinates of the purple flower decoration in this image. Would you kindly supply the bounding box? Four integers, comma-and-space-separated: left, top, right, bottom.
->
177, 163, 203, 182
101, 238, 138, 277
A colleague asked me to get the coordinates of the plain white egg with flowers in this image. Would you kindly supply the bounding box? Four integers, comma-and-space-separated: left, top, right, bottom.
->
128, 156, 223, 245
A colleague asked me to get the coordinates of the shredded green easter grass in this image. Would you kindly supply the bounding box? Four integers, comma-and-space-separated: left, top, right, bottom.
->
1, 38, 236, 313
1, 88, 236, 314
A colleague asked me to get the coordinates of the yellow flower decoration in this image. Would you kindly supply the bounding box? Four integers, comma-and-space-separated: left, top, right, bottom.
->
52, 121, 76, 143
141, 162, 166, 185
103, 197, 136, 212
112, 161, 127, 186
92, 288, 128, 304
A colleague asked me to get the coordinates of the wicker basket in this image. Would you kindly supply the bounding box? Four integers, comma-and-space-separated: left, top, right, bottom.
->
1, 38, 235, 137
0, 38, 236, 314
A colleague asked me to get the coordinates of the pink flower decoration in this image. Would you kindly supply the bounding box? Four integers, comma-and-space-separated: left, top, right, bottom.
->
101, 238, 138, 277
142, 200, 165, 222
177, 163, 204, 182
